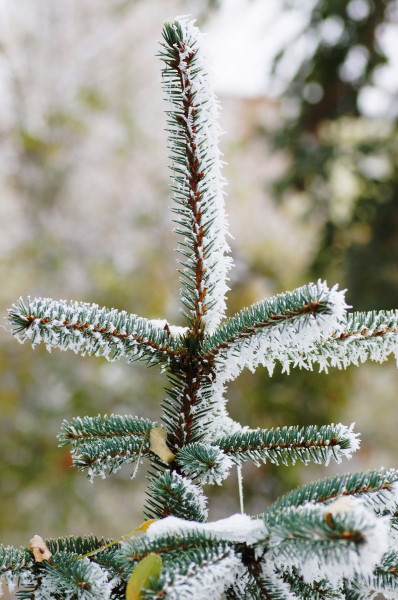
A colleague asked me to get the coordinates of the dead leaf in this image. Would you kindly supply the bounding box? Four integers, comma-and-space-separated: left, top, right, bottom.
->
30, 535, 52, 562
149, 427, 175, 463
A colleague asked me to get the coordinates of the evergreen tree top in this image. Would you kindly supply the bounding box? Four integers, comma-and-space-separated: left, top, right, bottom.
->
3, 16, 398, 600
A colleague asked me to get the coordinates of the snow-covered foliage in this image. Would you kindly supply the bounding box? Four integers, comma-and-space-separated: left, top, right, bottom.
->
146, 471, 209, 523
160, 17, 232, 334
204, 280, 349, 380
149, 546, 244, 600
214, 422, 360, 467
176, 443, 234, 484
9, 297, 180, 364
35, 557, 116, 600
265, 500, 389, 586
254, 309, 398, 376
3, 15, 398, 600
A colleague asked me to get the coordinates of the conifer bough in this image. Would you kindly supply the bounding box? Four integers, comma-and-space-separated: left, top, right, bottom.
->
4, 16, 398, 600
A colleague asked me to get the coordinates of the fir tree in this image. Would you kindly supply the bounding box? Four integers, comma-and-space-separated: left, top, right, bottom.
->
3, 16, 398, 600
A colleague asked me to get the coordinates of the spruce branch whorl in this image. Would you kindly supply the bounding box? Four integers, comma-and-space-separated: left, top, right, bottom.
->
58, 415, 159, 480
368, 550, 398, 599
8, 297, 182, 364
240, 566, 297, 600
120, 533, 230, 570
175, 423, 360, 485
276, 567, 345, 600
70, 437, 151, 480
242, 309, 398, 376
160, 18, 231, 334
45, 536, 112, 556
161, 357, 224, 449
38, 554, 114, 600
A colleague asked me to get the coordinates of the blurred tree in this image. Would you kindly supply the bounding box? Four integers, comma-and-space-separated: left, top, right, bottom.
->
271, 0, 398, 309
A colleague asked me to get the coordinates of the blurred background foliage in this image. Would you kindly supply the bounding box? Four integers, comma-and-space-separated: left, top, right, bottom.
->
1, 0, 397, 549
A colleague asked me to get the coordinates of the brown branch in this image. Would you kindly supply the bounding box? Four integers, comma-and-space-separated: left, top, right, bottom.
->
22, 314, 180, 358
315, 481, 394, 505
169, 357, 215, 450
221, 437, 341, 456
331, 326, 398, 341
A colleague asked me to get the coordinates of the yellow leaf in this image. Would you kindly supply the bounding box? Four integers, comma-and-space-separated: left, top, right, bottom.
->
149, 427, 175, 463
135, 519, 158, 532
126, 553, 162, 600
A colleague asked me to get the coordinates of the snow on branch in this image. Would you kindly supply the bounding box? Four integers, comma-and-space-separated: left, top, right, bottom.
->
68, 436, 151, 480
159, 18, 232, 335
58, 414, 156, 446
37, 554, 115, 600
145, 471, 208, 522
0, 546, 32, 579
214, 423, 360, 468
263, 501, 389, 586
367, 550, 398, 598
176, 443, 234, 485
145, 513, 267, 545
276, 309, 398, 374
266, 468, 398, 518
202, 281, 348, 382
8, 297, 183, 365
58, 415, 157, 479
147, 544, 243, 600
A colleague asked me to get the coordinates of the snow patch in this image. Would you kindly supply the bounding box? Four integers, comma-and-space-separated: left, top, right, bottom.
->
146, 513, 267, 545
